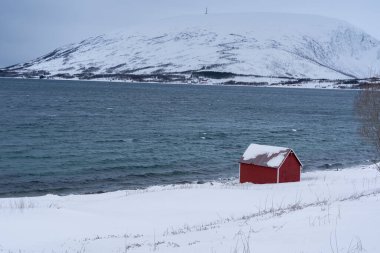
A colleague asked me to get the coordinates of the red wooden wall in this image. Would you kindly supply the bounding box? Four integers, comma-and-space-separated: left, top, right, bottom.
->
239, 163, 277, 184
279, 152, 301, 183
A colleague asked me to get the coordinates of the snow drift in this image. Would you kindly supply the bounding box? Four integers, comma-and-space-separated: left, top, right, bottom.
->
0, 165, 379, 252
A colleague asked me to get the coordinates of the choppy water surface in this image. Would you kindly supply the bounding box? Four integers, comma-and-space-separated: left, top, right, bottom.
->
0, 78, 375, 196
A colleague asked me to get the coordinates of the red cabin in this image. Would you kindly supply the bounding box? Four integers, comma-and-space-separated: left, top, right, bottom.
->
239, 143, 302, 184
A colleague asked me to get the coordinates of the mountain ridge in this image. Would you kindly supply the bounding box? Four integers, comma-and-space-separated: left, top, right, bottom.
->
2, 13, 380, 87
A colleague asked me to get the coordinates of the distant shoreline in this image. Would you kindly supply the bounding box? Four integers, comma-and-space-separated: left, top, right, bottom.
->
0, 76, 373, 90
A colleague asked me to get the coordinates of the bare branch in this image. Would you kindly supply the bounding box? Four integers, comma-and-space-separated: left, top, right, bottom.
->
355, 83, 380, 171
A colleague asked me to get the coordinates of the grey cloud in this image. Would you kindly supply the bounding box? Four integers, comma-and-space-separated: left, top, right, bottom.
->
1, 0, 379, 67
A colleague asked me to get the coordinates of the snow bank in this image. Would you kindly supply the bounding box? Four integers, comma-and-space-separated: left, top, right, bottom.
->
0, 165, 380, 252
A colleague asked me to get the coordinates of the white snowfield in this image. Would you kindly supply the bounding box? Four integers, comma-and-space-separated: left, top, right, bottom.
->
0, 165, 380, 253
7, 13, 380, 86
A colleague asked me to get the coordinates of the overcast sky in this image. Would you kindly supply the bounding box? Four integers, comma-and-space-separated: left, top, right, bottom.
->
1, 0, 379, 67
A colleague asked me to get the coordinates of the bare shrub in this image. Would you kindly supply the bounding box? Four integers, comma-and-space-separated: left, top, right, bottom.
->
9, 198, 35, 209
232, 230, 252, 253
355, 84, 380, 170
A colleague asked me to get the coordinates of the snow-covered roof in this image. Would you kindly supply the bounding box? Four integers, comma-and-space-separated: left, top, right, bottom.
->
240, 143, 300, 169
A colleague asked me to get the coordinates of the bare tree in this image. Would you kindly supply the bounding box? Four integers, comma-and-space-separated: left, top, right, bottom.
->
355, 84, 380, 170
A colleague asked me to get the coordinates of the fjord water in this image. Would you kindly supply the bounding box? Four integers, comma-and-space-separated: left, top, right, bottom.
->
0, 78, 374, 197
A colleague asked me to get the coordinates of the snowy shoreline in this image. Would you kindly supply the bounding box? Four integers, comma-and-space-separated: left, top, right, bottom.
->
0, 76, 365, 90
1, 164, 379, 252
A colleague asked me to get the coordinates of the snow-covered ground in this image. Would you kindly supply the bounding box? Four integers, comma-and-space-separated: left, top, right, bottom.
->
1, 165, 379, 253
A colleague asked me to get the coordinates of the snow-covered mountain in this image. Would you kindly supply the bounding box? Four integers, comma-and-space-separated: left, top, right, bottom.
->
2, 13, 380, 86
